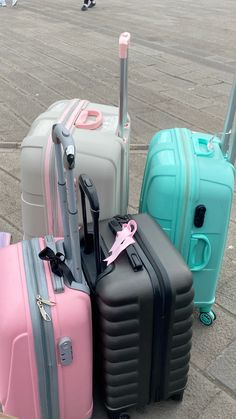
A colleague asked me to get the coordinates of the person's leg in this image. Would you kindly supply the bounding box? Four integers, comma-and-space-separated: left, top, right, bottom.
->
81, 0, 89, 11
88, 0, 96, 8
12, 0, 18, 6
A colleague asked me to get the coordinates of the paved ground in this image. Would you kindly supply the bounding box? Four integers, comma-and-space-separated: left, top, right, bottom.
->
0, 0, 236, 418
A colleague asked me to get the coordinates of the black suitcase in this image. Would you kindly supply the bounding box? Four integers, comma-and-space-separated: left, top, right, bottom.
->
79, 174, 194, 419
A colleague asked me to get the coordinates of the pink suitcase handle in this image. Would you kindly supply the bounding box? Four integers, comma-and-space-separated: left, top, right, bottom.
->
74, 109, 103, 130
119, 32, 131, 59
0, 232, 11, 248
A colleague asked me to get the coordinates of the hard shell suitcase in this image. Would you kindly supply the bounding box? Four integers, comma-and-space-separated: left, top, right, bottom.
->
139, 74, 236, 326
21, 32, 131, 239
0, 125, 93, 419
78, 174, 194, 419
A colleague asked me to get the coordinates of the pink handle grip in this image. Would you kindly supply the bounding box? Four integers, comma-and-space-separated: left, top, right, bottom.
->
75, 109, 103, 130
0, 232, 11, 248
119, 32, 131, 59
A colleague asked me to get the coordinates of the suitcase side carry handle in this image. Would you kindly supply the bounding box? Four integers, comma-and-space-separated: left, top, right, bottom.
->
188, 234, 211, 272
193, 137, 215, 157
79, 174, 102, 276
221, 74, 236, 165
117, 32, 131, 139
52, 123, 84, 285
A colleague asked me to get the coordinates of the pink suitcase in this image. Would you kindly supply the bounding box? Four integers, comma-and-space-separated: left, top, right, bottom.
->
0, 125, 93, 419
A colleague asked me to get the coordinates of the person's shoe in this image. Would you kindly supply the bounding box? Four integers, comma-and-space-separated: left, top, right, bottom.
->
12, 0, 18, 6
88, 0, 96, 8
1, 0, 7, 7
81, 3, 88, 11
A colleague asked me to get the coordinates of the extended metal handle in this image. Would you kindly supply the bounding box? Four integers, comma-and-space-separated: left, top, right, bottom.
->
79, 174, 101, 277
228, 130, 236, 165
52, 123, 83, 284
52, 123, 76, 170
221, 74, 236, 165
117, 32, 131, 139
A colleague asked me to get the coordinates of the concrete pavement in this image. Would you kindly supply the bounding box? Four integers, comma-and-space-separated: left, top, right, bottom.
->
0, 0, 236, 418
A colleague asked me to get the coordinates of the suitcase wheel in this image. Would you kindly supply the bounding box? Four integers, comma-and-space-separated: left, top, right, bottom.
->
171, 391, 184, 402
107, 412, 130, 419
199, 310, 216, 326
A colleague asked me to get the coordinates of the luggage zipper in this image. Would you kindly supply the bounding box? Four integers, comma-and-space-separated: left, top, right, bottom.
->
178, 130, 193, 256
23, 239, 60, 419
127, 216, 172, 402
36, 295, 56, 322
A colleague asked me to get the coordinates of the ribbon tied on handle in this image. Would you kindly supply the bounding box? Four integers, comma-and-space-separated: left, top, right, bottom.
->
104, 220, 137, 266
39, 247, 75, 283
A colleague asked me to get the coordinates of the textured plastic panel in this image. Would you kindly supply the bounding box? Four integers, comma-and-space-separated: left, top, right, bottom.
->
96, 267, 154, 410
131, 214, 194, 401
21, 99, 131, 239
0, 237, 93, 419
163, 285, 193, 398
140, 128, 235, 312
82, 214, 193, 414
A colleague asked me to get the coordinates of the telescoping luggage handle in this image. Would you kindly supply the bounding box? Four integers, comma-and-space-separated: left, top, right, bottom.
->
73, 32, 130, 135
117, 32, 131, 139
52, 123, 84, 286
79, 174, 102, 277
221, 73, 236, 165
79, 174, 143, 278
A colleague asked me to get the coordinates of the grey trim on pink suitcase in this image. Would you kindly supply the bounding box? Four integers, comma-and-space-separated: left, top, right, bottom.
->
23, 238, 60, 419
44, 235, 64, 293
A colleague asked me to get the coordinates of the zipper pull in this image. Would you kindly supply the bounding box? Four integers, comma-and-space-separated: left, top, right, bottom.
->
36, 295, 56, 306
36, 295, 56, 322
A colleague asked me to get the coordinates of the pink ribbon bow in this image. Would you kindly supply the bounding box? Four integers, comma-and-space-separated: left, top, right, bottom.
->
104, 220, 137, 266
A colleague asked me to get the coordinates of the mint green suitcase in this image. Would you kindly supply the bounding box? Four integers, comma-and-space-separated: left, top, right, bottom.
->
139, 76, 236, 326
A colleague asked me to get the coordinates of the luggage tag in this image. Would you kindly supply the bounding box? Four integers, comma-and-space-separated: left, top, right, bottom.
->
207, 130, 231, 152
104, 220, 137, 265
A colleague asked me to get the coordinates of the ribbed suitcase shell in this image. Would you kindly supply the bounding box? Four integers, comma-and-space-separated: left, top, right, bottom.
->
81, 213, 193, 418
139, 128, 235, 321
0, 237, 93, 419
21, 99, 130, 239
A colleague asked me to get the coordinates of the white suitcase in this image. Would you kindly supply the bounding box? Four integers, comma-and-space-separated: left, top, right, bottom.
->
21, 33, 131, 239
